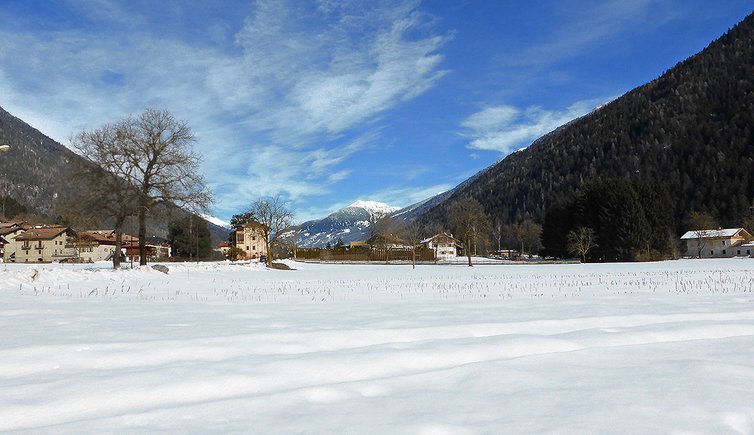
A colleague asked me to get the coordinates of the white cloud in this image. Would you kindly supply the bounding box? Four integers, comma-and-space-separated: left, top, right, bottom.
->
229, 0, 449, 142
461, 98, 608, 153
0, 0, 449, 220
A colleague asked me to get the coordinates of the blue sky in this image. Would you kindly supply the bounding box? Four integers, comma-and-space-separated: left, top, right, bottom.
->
0, 1, 751, 223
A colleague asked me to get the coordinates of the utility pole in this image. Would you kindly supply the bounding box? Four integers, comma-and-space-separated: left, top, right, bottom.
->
1, 174, 6, 221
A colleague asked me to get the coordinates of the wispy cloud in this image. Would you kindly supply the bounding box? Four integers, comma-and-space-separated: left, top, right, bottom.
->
461, 98, 608, 153
225, 0, 449, 143
0, 0, 448, 217
510, 0, 667, 66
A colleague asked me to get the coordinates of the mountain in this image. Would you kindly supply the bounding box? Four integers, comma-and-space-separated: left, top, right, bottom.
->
298, 201, 399, 247
0, 105, 229, 243
419, 11, 754, 234
200, 214, 230, 230
0, 106, 83, 217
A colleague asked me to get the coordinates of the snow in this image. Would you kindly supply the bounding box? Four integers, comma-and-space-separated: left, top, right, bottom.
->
680, 228, 744, 239
200, 214, 230, 229
1, 259, 754, 433
348, 200, 400, 217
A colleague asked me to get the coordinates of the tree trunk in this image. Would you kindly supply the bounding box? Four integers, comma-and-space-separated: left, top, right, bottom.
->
412, 247, 416, 269
466, 235, 473, 267
113, 221, 123, 270
267, 241, 272, 266
138, 207, 147, 266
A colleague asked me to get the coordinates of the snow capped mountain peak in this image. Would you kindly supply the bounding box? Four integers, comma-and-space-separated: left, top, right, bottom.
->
347, 200, 400, 217
295, 201, 401, 248
200, 214, 230, 229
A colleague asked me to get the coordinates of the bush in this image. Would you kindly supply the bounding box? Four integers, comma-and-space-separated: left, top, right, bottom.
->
225, 247, 246, 261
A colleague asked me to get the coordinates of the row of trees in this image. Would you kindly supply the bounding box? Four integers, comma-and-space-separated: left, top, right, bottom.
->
70, 109, 212, 269
541, 180, 674, 262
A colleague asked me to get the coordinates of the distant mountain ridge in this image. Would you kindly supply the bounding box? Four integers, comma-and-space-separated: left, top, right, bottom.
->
419, 11, 754, 232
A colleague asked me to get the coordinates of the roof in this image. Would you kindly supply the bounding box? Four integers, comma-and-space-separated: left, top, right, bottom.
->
421, 232, 460, 245
0, 226, 25, 236
16, 226, 73, 241
680, 228, 750, 240
80, 230, 138, 244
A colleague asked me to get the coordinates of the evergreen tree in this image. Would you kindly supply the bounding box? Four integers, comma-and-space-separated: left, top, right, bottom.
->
169, 215, 212, 260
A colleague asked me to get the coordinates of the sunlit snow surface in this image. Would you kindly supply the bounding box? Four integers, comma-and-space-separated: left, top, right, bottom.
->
1, 259, 754, 433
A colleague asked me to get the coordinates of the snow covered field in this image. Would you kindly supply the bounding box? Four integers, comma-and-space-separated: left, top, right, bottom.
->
1, 259, 753, 433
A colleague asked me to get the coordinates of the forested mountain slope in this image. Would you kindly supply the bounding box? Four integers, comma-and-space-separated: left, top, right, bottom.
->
422, 12, 754, 233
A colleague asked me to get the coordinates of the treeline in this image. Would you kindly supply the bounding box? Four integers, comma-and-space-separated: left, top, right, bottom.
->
541, 180, 674, 261
422, 12, 754, 236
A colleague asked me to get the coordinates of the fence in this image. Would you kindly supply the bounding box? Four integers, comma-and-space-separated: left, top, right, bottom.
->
295, 246, 436, 262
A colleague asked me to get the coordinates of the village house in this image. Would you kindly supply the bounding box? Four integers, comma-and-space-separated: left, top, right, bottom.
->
14, 225, 77, 263
218, 241, 230, 256
234, 221, 267, 259
0, 235, 7, 259
490, 249, 520, 260
680, 228, 754, 258
0, 221, 27, 262
76, 230, 138, 262
421, 232, 462, 260
123, 235, 170, 263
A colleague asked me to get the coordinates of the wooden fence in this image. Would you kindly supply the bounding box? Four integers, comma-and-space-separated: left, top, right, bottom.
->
294, 246, 436, 262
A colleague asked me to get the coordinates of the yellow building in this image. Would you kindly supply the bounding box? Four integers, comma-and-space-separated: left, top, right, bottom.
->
234, 221, 268, 259
14, 226, 77, 263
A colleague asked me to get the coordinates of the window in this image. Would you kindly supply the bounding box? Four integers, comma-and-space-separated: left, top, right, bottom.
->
738, 250, 741, 255
711, 251, 714, 255
722, 250, 726, 255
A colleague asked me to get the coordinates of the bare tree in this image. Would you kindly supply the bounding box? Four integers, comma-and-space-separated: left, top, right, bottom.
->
492, 217, 504, 251
286, 225, 302, 259
70, 123, 139, 269
118, 109, 213, 265
567, 227, 598, 262
448, 197, 491, 266
515, 219, 542, 257
370, 214, 401, 263
247, 196, 293, 267
402, 220, 423, 269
